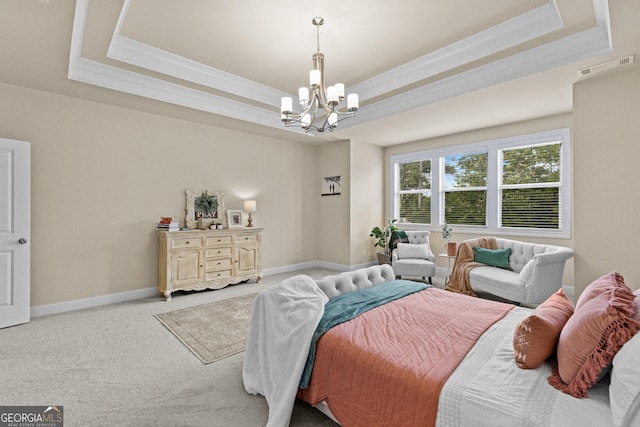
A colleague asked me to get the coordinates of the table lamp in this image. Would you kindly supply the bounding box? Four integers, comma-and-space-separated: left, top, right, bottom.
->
243, 200, 256, 227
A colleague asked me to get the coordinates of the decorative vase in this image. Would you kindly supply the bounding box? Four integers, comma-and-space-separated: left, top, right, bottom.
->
446, 242, 457, 256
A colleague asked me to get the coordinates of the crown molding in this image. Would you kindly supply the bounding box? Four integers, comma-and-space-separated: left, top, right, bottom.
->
68, 0, 612, 137
350, 1, 564, 101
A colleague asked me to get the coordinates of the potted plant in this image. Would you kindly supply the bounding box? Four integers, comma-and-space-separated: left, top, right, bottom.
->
195, 191, 217, 229
442, 222, 457, 256
370, 218, 398, 264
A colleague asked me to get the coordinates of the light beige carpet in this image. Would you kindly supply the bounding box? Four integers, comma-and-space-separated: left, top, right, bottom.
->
155, 293, 256, 364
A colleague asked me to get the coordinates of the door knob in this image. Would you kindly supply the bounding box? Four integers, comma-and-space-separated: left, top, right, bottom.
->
18, 238, 27, 244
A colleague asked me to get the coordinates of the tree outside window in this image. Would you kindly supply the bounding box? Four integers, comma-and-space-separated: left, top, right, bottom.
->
443, 152, 487, 226
500, 143, 562, 229
397, 160, 431, 224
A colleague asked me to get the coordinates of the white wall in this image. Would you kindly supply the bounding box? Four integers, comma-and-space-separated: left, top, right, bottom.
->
0, 82, 319, 307
573, 65, 640, 294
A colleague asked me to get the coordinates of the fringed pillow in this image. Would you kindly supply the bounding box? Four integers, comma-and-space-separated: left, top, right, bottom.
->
513, 288, 574, 369
548, 272, 640, 398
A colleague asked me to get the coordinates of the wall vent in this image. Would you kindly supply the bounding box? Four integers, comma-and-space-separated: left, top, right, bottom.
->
578, 55, 635, 77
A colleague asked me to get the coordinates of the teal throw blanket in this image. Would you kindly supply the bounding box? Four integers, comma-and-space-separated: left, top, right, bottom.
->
299, 280, 430, 388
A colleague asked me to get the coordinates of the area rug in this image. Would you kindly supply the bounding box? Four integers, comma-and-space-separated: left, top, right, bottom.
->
155, 293, 257, 364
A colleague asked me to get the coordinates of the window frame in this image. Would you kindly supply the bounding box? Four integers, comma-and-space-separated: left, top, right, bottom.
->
389, 128, 571, 239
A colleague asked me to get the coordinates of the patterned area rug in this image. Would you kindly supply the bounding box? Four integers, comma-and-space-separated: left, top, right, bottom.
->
155, 293, 256, 364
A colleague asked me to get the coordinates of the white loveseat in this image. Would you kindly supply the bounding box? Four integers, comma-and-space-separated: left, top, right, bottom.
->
466, 238, 574, 306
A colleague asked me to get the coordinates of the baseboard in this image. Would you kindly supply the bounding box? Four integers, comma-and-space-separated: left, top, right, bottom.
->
31, 287, 159, 318
32, 260, 378, 318
33, 264, 565, 318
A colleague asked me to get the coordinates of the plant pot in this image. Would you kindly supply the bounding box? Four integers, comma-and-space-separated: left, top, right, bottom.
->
376, 252, 391, 265
446, 242, 457, 256
197, 217, 212, 230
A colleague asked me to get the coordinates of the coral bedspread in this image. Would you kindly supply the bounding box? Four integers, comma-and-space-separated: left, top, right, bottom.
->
297, 287, 513, 426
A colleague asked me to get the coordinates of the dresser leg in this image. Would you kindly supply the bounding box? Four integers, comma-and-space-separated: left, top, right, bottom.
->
256, 276, 262, 283
164, 291, 172, 301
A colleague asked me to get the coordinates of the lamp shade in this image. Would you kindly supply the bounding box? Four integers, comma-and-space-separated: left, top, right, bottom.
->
243, 200, 257, 213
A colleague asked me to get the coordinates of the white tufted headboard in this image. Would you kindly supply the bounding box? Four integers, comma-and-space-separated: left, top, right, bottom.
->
315, 264, 396, 299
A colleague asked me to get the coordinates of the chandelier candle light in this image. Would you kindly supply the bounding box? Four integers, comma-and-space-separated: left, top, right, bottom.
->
281, 17, 359, 133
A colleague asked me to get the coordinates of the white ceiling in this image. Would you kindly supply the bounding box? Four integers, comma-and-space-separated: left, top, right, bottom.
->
3, 0, 639, 146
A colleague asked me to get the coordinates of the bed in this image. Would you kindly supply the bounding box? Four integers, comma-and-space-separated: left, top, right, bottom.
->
243, 264, 640, 427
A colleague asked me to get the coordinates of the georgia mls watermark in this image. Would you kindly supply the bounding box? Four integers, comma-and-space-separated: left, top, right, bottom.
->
0, 406, 63, 427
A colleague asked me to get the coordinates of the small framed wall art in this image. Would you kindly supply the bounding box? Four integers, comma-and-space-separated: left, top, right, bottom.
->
321, 175, 341, 196
227, 209, 244, 228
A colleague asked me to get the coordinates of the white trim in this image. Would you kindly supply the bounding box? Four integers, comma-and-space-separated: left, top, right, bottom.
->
390, 128, 571, 239
343, 25, 612, 130
107, 35, 288, 108
32, 260, 367, 317
350, 1, 563, 101
69, 0, 612, 136
31, 287, 159, 318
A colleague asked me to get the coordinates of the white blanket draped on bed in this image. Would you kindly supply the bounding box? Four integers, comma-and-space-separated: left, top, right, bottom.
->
242, 274, 328, 427
437, 307, 614, 427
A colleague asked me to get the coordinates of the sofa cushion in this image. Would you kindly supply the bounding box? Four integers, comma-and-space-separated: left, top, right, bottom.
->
469, 267, 525, 302
397, 243, 431, 260
513, 288, 574, 369
518, 260, 534, 283
474, 246, 512, 270
392, 258, 436, 278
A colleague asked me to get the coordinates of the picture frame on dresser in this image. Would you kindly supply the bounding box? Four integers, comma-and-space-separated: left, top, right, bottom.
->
227, 209, 244, 228
185, 189, 226, 229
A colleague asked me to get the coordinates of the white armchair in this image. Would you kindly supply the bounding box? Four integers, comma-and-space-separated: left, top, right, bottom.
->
391, 231, 436, 284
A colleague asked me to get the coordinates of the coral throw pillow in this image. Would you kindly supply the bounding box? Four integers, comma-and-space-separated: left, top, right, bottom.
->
548, 272, 640, 398
513, 288, 574, 369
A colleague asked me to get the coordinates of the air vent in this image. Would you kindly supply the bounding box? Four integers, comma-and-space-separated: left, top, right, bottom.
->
578, 55, 635, 77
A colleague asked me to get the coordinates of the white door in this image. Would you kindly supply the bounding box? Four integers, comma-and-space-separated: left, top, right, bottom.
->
0, 138, 30, 328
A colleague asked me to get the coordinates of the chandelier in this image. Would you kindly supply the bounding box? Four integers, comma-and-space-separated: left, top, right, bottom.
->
280, 17, 359, 133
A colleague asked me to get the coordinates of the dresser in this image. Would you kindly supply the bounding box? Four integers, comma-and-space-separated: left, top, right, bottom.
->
158, 228, 262, 300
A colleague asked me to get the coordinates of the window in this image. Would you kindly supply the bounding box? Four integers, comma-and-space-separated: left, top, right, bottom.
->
397, 160, 431, 224
390, 128, 571, 238
500, 143, 561, 229
443, 151, 487, 226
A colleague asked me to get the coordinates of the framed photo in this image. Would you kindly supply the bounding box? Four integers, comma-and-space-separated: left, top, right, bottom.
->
185, 189, 226, 229
321, 175, 341, 196
227, 209, 244, 228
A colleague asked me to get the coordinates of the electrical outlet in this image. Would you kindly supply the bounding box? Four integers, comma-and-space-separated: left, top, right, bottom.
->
362, 249, 366, 257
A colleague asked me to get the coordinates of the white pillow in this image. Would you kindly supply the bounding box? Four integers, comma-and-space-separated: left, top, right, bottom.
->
518, 260, 534, 283
610, 331, 640, 427
396, 243, 431, 260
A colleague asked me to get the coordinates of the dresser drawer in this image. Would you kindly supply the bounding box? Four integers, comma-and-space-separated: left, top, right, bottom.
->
171, 237, 203, 249
206, 270, 232, 281
234, 233, 259, 244
206, 247, 233, 258
206, 236, 233, 247
206, 258, 232, 271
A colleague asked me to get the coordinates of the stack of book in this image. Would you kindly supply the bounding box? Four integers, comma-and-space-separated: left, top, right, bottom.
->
158, 217, 180, 231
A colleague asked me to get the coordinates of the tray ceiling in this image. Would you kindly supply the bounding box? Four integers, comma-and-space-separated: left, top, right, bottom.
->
21, 0, 637, 144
